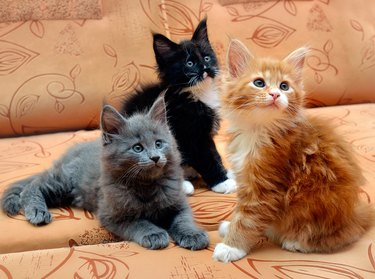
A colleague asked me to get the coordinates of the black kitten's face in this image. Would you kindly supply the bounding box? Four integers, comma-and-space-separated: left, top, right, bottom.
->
153, 18, 219, 88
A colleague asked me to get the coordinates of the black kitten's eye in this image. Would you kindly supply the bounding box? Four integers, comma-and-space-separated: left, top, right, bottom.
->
253, 78, 266, 88
280, 82, 289, 91
204, 56, 211, 62
132, 144, 143, 153
186, 61, 194, 67
155, 140, 163, 149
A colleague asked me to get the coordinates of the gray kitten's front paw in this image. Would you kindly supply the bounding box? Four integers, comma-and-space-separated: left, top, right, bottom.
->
24, 206, 52, 225
139, 230, 169, 250
175, 230, 209, 250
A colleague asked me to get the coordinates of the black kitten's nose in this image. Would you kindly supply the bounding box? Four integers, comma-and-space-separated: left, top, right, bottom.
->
151, 156, 160, 163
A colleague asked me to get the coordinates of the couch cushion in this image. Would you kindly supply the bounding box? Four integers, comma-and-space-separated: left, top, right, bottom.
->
1, 0, 375, 136
0, 103, 374, 255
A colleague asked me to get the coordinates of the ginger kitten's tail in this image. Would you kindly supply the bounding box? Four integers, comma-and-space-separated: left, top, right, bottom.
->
355, 201, 375, 231
1, 177, 33, 215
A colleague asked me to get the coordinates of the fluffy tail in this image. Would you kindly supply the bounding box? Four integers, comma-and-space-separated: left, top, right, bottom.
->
1, 177, 34, 215
355, 201, 375, 232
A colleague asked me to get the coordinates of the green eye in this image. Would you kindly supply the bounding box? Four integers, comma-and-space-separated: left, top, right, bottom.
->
280, 82, 289, 91
204, 56, 211, 62
253, 78, 265, 88
132, 144, 143, 153
155, 140, 163, 149
186, 61, 194, 67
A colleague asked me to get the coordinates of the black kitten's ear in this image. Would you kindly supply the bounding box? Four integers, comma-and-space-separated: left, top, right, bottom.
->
192, 17, 209, 43
153, 33, 178, 59
226, 39, 253, 78
148, 93, 167, 126
100, 105, 126, 144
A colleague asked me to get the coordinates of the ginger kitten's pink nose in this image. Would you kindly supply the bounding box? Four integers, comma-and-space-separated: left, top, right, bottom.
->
269, 92, 280, 100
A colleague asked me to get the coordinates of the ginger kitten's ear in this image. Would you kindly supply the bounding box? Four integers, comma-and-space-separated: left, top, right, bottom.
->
283, 47, 309, 83
226, 39, 253, 78
100, 105, 126, 144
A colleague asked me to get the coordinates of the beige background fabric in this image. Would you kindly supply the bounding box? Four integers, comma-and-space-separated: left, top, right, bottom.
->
0, 0, 375, 137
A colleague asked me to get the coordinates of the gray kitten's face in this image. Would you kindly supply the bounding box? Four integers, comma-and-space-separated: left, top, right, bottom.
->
100, 97, 179, 181
106, 117, 173, 179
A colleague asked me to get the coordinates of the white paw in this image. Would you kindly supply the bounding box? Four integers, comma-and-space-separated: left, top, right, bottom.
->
281, 240, 307, 253
219, 221, 230, 237
182, 180, 195, 195
213, 243, 247, 263
226, 169, 235, 180
211, 179, 237, 194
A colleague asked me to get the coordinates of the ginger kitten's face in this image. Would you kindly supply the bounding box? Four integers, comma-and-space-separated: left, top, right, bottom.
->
222, 40, 308, 127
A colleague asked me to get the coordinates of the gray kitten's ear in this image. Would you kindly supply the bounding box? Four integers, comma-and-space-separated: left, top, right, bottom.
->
192, 17, 209, 43
148, 95, 167, 126
100, 105, 126, 144
283, 47, 309, 82
226, 39, 253, 78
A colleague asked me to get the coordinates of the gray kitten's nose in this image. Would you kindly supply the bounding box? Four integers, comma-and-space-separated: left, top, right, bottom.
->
151, 156, 160, 163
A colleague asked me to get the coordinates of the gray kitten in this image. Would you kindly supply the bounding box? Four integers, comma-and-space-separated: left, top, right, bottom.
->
1, 97, 209, 250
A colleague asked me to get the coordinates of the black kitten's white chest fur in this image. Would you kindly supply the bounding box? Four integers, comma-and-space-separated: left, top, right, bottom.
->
121, 18, 236, 194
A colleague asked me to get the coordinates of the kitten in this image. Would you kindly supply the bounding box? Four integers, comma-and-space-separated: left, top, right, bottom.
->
1, 97, 209, 251
213, 39, 374, 262
121, 18, 236, 195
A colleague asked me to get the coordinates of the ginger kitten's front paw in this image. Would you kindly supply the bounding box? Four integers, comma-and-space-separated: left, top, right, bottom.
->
219, 221, 231, 237
213, 243, 247, 263
175, 230, 209, 250
182, 180, 195, 195
212, 178, 237, 194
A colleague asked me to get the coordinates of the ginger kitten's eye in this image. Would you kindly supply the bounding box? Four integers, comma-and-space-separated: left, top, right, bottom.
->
253, 78, 266, 88
186, 61, 194, 67
132, 144, 144, 153
280, 82, 289, 91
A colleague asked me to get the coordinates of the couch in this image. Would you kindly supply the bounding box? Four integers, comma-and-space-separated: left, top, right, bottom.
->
0, 0, 374, 278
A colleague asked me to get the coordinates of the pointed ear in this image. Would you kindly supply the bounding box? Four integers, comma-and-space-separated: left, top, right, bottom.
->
283, 47, 309, 82
192, 17, 209, 43
100, 105, 126, 144
148, 94, 167, 126
153, 33, 178, 59
226, 39, 253, 78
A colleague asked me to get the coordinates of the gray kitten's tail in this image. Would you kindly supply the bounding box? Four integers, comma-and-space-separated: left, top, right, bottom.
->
1, 177, 33, 215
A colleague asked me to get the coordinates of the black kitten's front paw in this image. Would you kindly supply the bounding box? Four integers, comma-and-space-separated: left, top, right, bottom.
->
139, 230, 169, 250
175, 230, 209, 250
24, 206, 52, 225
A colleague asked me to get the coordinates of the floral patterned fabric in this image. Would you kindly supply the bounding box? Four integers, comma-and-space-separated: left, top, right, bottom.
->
0, 0, 374, 277
0, 104, 374, 278
0, 0, 374, 137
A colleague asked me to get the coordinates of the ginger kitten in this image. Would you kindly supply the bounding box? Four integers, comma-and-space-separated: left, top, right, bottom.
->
213, 39, 374, 262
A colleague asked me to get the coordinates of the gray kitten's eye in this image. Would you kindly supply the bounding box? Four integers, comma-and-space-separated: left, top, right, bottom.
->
186, 61, 194, 67
280, 81, 289, 91
253, 78, 265, 88
204, 56, 211, 62
155, 140, 163, 149
132, 144, 143, 153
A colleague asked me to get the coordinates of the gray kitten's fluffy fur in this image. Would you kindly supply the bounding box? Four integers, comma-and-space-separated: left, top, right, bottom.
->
1, 97, 209, 250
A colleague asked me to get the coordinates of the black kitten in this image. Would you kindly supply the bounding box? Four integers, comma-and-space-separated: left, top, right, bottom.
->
122, 18, 236, 194
1, 97, 209, 251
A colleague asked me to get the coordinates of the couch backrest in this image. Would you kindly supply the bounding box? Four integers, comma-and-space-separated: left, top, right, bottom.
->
1, 0, 374, 137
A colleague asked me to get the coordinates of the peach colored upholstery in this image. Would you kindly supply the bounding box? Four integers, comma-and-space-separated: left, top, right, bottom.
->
1, 0, 375, 137
0, 0, 374, 278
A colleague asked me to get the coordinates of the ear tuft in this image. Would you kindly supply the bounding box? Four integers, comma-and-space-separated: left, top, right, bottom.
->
283, 47, 309, 81
192, 17, 209, 43
226, 39, 253, 78
153, 33, 178, 59
100, 105, 126, 144
148, 94, 168, 126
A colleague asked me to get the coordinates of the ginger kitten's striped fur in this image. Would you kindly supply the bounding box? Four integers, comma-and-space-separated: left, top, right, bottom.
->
213, 39, 374, 263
